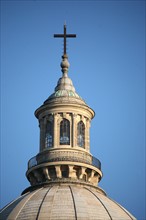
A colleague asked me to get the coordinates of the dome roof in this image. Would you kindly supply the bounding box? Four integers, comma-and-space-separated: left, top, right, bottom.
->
0, 183, 136, 220
44, 74, 86, 106
46, 76, 83, 101
44, 54, 86, 106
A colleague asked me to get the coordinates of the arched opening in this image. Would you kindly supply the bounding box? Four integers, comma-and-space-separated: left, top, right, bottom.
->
45, 121, 53, 148
60, 119, 70, 145
77, 121, 85, 148
48, 166, 56, 179
83, 174, 87, 181
61, 165, 69, 178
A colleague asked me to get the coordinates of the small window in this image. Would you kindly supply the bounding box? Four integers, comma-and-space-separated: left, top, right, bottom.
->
45, 121, 53, 148
60, 119, 70, 145
77, 121, 85, 147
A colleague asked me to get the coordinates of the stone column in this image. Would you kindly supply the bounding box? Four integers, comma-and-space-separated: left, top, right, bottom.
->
54, 113, 59, 147
43, 167, 50, 180
92, 174, 100, 186
55, 165, 62, 178
72, 114, 77, 147
79, 167, 86, 179
85, 118, 90, 152
39, 118, 46, 152
88, 170, 95, 182
69, 165, 77, 179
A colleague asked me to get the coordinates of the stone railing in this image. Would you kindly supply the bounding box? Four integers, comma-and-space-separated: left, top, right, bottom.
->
28, 156, 37, 168
92, 156, 101, 170
28, 150, 101, 170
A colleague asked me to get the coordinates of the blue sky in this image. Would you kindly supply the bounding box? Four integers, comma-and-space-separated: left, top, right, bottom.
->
1, 1, 145, 219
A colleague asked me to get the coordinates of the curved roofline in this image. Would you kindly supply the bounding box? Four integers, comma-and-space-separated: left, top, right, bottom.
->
35, 101, 95, 120
21, 180, 106, 196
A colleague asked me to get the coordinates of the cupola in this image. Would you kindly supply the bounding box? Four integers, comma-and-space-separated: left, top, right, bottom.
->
26, 24, 102, 189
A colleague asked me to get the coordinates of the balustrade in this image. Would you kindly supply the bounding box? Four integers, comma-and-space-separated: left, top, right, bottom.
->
28, 150, 101, 170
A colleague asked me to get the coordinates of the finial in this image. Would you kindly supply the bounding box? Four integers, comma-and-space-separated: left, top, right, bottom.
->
60, 54, 70, 77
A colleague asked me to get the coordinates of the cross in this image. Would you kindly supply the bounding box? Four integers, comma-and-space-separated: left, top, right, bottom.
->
54, 24, 76, 55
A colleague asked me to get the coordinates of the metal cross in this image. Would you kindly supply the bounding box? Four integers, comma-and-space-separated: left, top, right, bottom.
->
54, 24, 76, 55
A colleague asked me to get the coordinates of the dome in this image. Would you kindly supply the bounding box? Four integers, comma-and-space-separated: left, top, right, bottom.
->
44, 54, 86, 106
45, 75, 84, 102
44, 87, 86, 106
0, 182, 136, 220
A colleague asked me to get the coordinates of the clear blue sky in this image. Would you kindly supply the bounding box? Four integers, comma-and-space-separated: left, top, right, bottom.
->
1, 1, 145, 220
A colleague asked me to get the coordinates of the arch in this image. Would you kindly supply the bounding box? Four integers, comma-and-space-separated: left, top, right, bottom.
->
45, 121, 53, 148
77, 121, 85, 148
48, 166, 56, 179
60, 119, 70, 145
61, 165, 69, 178
83, 174, 87, 181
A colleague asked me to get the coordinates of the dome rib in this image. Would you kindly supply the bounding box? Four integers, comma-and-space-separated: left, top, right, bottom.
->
69, 186, 77, 220
107, 197, 135, 220
0, 194, 26, 220
70, 185, 110, 219
48, 185, 59, 219
16, 188, 46, 220
84, 187, 113, 220
48, 185, 76, 220
89, 187, 136, 220
36, 187, 52, 220
2, 188, 43, 220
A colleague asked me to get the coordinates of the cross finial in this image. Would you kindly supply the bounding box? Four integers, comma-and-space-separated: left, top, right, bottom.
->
54, 24, 76, 55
